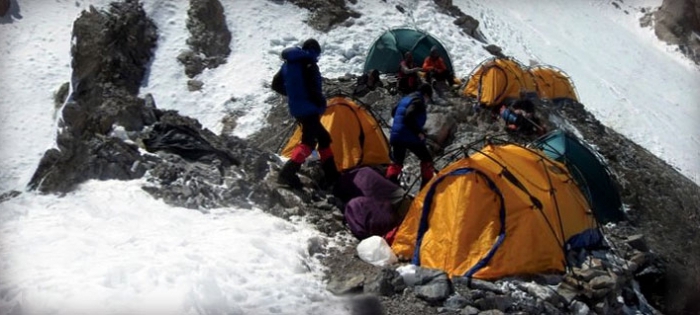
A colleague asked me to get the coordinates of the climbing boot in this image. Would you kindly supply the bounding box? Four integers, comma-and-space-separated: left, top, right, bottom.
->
320, 157, 340, 189
277, 160, 303, 189
317, 147, 340, 189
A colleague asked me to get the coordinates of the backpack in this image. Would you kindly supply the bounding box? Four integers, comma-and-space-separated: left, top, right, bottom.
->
271, 69, 287, 96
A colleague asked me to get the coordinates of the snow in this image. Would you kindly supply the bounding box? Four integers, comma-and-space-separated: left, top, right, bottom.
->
0, 0, 103, 193
452, 0, 700, 183
138, 0, 318, 138
0, 180, 345, 315
0, 0, 698, 313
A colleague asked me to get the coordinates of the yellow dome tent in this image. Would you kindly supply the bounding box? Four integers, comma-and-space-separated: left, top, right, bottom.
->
392, 144, 599, 280
280, 95, 391, 171
462, 57, 537, 108
529, 65, 579, 102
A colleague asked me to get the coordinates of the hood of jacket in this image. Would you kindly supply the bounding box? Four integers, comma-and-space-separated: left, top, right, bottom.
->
281, 47, 319, 63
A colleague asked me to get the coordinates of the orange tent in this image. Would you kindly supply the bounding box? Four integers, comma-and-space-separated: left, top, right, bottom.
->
462, 57, 537, 108
529, 65, 579, 102
392, 144, 599, 279
281, 95, 391, 171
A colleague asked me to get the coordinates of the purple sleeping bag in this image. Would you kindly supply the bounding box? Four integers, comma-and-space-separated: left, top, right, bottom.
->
334, 167, 403, 203
335, 167, 404, 240
344, 197, 397, 240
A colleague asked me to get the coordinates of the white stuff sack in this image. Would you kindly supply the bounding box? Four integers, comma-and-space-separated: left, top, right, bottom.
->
356, 236, 398, 267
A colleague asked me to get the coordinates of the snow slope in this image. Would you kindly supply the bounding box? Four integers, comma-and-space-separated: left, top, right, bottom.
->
453, 0, 700, 183
0, 180, 345, 314
0, 0, 109, 192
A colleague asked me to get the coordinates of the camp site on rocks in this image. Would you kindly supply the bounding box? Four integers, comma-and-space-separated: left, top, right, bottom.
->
1, 0, 698, 314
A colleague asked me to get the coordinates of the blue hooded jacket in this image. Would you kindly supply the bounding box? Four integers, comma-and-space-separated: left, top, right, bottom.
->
390, 92, 427, 144
278, 47, 326, 118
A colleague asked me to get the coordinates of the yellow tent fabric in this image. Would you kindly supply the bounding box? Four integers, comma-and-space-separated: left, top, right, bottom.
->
462, 58, 537, 108
529, 66, 579, 102
392, 144, 597, 280
280, 96, 391, 171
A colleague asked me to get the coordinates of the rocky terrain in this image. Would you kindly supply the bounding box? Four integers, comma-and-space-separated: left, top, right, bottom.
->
7, 0, 699, 314
640, 0, 700, 65
252, 74, 700, 315
606, 0, 698, 65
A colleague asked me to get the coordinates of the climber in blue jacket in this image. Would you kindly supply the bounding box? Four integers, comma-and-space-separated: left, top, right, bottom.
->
498, 98, 546, 135
271, 38, 340, 189
385, 83, 435, 188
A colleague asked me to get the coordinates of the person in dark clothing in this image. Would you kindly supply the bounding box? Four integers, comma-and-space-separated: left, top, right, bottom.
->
397, 51, 422, 95
353, 69, 384, 97
498, 98, 546, 135
386, 83, 435, 188
271, 38, 340, 189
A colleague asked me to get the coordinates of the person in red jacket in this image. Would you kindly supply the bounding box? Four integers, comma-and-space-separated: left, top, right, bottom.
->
422, 46, 453, 86
397, 52, 422, 95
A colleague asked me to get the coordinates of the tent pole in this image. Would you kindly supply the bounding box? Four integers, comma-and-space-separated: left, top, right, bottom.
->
538, 157, 571, 269
273, 122, 298, 154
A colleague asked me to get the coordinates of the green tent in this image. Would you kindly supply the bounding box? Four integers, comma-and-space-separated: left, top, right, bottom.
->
363, 28, 453, 75
531, 129, 625, 223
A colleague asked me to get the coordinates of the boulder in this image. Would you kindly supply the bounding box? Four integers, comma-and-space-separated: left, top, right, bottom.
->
187, 79, 204, 91
414, 275, 451, 304
483, 44, 506, 58
0, 0, 9, 17
364, 268, 404, 296
432, 0, 485, 42
651, 0, 700, 64
424, 113, 457, 154
53, 82, 70, 109
474, 295, 512, 312
625, 234, 649, 252
466, 279, 504, 295
182, 0, 232, 77
443, 294, 469, 310
327, 274, 365, 295
461, 306, 480, 315
286, 0, 361, 32
0, 190, 21, 203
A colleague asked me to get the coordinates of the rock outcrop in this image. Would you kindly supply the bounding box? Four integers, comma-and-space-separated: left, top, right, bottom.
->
642, 0, 700, 65
0, 0, 19, 21
178, 0, 232, 78
283, 0, 361, 32
29, 0, 158, 194
27, 0, 349, 241
0, 0, 10, 17
432, 0, 486, 43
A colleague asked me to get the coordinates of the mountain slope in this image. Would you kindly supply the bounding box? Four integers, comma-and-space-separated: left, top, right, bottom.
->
1, 0, 699, 314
